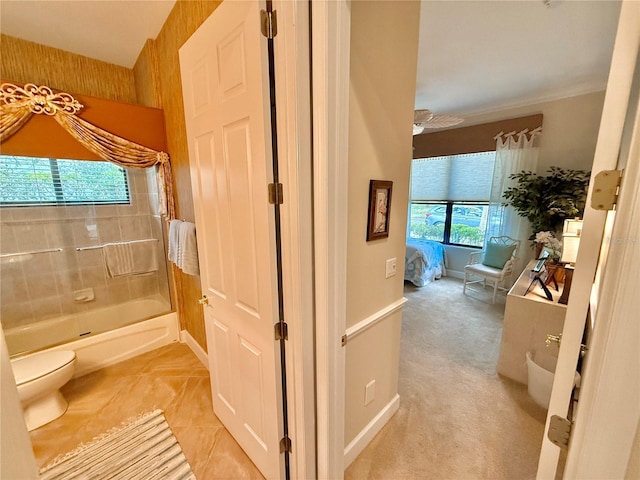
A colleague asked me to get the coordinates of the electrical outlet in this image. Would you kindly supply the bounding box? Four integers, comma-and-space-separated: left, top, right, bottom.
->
365, 380, 376, 405
385, 257, 397, 278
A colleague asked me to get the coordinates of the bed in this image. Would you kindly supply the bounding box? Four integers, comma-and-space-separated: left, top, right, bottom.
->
405, 238, 446, 287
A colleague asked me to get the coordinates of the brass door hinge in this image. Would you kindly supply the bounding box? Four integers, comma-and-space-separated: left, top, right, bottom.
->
591, 169, 622, 211
260, 9, 277, 39
268, 183, 284, 205
548, 415, 572, 449
341, 335, 347, 347
279, 435, 292, 453
274, 322, 288, 341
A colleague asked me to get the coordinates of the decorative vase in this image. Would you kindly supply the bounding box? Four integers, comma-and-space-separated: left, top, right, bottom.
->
535, 244, 543, 259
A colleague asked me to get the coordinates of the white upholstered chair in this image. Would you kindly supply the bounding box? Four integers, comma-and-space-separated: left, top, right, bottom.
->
463, 236, 521, 303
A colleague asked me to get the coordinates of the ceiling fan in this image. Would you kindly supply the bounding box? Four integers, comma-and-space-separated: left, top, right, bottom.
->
413, 109, 464, 134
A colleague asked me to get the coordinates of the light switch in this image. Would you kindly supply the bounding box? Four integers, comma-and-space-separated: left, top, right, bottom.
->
385, 257, 397, 278
365, 380, 376, 405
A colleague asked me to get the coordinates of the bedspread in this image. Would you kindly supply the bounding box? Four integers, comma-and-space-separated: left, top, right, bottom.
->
405, 238, 446, 287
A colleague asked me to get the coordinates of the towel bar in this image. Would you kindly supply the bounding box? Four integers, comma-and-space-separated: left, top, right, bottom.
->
76, 239, 158, 252
0, 247, 63, 258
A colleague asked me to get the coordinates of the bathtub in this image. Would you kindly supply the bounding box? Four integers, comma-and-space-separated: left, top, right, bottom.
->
4, 296, 179, 378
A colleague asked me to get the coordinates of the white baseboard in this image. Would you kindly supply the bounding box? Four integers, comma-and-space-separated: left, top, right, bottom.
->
447, 270, 465, 280
344, 393, 400, 468
180, 330, 208, 369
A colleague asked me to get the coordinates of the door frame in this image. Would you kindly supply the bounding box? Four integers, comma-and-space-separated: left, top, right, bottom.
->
271, 1, 316, 478
537, 2, 640, 477
566, 70, 640, 479
561, 3, 640, 476
311, 0, 351, 479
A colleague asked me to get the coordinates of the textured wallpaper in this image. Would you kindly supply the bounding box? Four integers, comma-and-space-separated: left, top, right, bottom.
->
0, 34, 137, 104
134, 0, 222, 351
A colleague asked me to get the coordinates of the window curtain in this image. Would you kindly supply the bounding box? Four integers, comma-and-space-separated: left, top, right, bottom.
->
410, 152, 495, 202
0, 82, 175, 220
486, 127, 542, 281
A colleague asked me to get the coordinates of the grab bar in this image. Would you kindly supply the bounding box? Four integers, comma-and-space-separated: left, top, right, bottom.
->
76, 239, 158, 252
0, 247, 63, 258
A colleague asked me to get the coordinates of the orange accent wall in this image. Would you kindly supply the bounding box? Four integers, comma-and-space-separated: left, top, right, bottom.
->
0, 83, 167, 159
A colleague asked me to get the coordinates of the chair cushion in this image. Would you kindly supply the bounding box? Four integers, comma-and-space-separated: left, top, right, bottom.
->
465, 262, 503, 278
482, 242, 516, 269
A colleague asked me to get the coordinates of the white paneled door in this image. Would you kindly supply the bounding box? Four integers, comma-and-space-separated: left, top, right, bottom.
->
179, 1, 283, 478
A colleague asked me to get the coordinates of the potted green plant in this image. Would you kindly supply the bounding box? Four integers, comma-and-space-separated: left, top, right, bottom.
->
502, 167, 590, 238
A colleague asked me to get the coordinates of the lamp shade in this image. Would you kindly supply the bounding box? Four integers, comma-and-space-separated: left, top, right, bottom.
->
563, 218, 583, 235
561, 234, 581, 264
561, 218, 583, 264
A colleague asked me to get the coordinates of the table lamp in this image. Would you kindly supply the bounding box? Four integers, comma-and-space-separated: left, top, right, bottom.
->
558, 219, 582, 304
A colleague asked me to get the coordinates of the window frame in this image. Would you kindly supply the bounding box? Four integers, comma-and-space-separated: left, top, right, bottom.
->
409, 200, 489, 248
0, 156, 131, 207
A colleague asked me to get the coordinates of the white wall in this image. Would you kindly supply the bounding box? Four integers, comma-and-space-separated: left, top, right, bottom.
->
345, 0, 421, 447
463, 91, 606, 174
0, 328, 39, 479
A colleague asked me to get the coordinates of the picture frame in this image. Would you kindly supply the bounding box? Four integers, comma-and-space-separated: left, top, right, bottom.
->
366, 180, 393, 241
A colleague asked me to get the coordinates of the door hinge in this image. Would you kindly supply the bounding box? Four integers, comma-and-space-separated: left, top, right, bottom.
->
274, 322, 288, 341
260, 9, 277, 39
548, 415, 572, 449
591, 169, 623, 211
279, 435, 292, 453
341, 334, 347, 347
268, 183, 284, 205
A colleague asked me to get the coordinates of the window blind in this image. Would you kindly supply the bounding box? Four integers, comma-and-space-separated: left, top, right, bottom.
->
0, 155, 130, 206
410, 151, 495, 202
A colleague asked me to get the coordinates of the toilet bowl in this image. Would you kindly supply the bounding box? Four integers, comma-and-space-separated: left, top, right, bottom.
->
526, 350, 580, 409
11, 350, 76, 431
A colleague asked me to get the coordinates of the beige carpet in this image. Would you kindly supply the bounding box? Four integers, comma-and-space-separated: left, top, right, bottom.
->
345, 277, 548, 480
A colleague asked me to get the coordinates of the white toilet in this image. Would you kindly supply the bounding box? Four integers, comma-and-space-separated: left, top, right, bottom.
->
11, 350, 77, 431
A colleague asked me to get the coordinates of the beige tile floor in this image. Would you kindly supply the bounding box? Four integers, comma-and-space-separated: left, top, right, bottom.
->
29, 342, 264, 479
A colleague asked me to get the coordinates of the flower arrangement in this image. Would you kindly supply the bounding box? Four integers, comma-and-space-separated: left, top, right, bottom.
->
534, 231, 562, 263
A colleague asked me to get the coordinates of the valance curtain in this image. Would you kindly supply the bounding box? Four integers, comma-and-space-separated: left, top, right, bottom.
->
0, 82, 175, 220
486, 127, 542, 281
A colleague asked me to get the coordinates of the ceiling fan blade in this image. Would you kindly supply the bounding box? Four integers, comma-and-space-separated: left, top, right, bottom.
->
413, 108, 464, 132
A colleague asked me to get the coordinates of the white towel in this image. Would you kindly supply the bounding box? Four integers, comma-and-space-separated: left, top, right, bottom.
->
177, 221, 200, 276
168, 219, 182, 264
103, 240, 158, 278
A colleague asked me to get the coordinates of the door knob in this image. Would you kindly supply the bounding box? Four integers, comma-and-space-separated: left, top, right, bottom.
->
198, 295, 208, 306
545, 333, 562, 347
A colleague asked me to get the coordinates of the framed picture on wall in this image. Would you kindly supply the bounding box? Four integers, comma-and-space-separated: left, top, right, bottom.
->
367, 180, 393, 241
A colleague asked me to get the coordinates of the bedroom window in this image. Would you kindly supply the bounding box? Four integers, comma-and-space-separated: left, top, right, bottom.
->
0, 155, 130, 207
408, 152, 495, 247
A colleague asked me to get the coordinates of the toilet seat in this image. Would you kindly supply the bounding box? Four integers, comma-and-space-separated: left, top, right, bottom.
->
12, 350, 76, 385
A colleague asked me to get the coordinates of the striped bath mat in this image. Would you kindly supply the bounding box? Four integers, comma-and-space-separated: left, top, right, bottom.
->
39, 410, 195, 480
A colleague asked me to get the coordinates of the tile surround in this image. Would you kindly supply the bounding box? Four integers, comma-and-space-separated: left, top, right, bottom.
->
0, 168, 171, 333
29, 343, 264, 479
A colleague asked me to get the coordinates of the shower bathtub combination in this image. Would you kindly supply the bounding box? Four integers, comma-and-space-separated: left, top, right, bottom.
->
4, 296, 178, 377
1, 165, 178, 375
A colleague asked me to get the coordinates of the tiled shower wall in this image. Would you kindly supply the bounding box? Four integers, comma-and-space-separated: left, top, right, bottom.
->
0, 168, 170, 331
